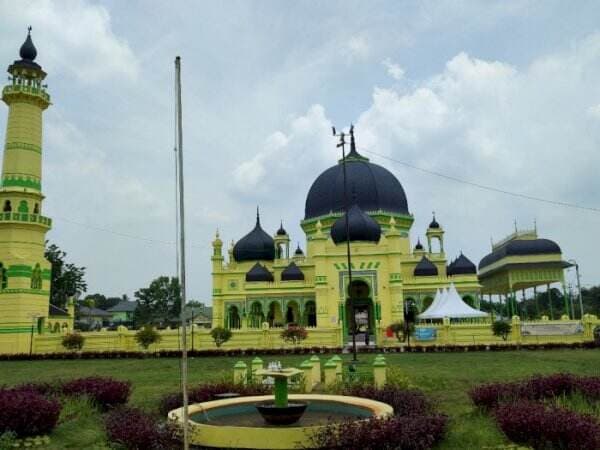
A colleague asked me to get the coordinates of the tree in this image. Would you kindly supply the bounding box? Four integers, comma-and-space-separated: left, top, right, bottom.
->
492, 320, 512, 341
210, 327, 232, 347
45, 243, 87, 309
62, 333, 85, 351
135, 325, 161, 350
134, 276, 181, 327
83, 293, 122, 311
389, 322, 405, 342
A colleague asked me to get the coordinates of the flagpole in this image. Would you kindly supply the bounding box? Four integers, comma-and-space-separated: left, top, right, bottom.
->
175, 55, 189, 450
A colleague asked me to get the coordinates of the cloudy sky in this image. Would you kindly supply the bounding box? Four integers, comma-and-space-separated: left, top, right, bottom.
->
1, 0, 599, 302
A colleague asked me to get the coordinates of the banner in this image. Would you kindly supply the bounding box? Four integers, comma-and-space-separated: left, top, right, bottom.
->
415, 327, 437, 341
521, 323, 583, 336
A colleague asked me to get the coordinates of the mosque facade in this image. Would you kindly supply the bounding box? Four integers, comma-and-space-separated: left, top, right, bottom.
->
211, 130, 482, 346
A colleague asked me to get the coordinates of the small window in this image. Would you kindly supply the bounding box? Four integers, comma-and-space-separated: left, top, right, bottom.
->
3, 200, 11, 212
33, 203, 39, 214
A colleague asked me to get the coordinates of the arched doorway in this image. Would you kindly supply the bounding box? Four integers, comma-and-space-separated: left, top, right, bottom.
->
267, 302, 283, 328
285, 300, 299, 325
227, 306, 241, 329
345, 279, 375, 345
248, 302, 264, 328
304, 301, 317, 327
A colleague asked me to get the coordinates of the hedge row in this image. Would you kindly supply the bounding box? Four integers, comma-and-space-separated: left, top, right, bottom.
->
1, 340, 596, 360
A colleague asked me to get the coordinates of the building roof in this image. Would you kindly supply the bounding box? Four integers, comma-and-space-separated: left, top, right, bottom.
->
20, 28, 37, 61
281, 261, 305, 281
479, 238, 561, 270
448, 253, 477, 275
78, 306, 112, 317
414, 256, 439, 276
414, 238, 424, 250
276, 221, 287, 236
330, 204, 381, 244
304, 131, 409, 219
48, 304, 69, 317
429, 214, 440, 229
233, 209, 275, 262
107, 301, 137, 313
245, 262, 274, 282
294, 244, 304, 255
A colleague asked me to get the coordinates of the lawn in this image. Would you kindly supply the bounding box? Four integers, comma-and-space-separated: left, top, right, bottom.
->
1, 349, 599, 449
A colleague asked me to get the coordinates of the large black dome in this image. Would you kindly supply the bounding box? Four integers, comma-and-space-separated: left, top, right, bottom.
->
304, 148, 409, 220
331, 204, 381, 244
233, 211, 275, 262
479, 238, 561, 270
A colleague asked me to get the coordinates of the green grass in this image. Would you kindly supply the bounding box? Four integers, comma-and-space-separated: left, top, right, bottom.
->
1, 349, 599, 449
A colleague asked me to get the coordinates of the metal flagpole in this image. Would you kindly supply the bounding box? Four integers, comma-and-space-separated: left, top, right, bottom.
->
175, 56, 189, 450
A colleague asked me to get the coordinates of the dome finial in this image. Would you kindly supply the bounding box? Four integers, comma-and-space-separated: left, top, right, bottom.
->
256, 206, 260, 225
19, 26, 37, 61
348, 124, 362, 158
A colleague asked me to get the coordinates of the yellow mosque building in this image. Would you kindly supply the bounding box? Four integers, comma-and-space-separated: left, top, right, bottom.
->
210, 130, 482, 346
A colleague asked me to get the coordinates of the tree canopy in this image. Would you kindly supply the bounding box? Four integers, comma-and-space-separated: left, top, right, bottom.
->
45, 242, 87, 309
134, 276, 181, 326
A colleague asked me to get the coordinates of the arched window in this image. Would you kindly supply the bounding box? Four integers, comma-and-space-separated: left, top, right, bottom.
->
304, 301, 317, 327
267, 302, 283, 327
31, 263, 42, 289
53, 322, 60, 333
33, 203, 39, 214
3, 200, 11, 212
285, 301, 299, 325
18, 200, 29, 214
249, 302, 264, 328
227, 305, 241, 329
0, 263, 6, 289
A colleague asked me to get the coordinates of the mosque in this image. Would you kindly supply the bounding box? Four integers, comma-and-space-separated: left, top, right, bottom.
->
210, 130, 483, 346
0, 30, 588, 354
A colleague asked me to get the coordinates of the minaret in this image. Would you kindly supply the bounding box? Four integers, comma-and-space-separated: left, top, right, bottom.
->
0, 28, 53, 349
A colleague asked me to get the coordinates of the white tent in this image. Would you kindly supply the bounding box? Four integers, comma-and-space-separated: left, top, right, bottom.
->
418, 283, 488, 319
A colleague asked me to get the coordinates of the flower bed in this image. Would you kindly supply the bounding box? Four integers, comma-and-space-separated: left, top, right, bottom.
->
105, 407, 179, 450
63, 377, 131, 409
0, 388, 61, 437
471, 374, 600, 449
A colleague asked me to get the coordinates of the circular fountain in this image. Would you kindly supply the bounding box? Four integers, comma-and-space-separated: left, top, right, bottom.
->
168, 361, 393, 448
168, 393, 393, 449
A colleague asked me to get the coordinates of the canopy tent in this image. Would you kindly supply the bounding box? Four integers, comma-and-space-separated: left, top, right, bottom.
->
418, 284, 489, 319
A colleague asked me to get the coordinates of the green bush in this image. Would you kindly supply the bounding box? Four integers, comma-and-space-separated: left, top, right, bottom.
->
492, 320, 512, 341
389, 322, 405, 342
210, 327, 232, 348
280, 325, 308, 345
61, 333, 85, 351
135, 326, 161, 350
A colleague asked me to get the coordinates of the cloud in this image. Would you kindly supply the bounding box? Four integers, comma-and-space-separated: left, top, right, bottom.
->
382, 58, 405, 80
346, 35, 370, 61
0, 0, 138, 83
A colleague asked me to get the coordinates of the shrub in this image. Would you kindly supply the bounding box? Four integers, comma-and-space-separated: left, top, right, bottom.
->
280, 325, 308, 345
61, 332, 85, 351
135, 325, 161, 350
210, 326, 232, 348
388, 322, 405, 342
63, 377, 130, 409
0, 388, 61, 437
492, 320, 511, 340
494, 401, 600, 450
342, 385, 433, 418
314, 414, 448, 450
594, 325, 600, 345
158, 381, 270, 416
105, 407, 179, 450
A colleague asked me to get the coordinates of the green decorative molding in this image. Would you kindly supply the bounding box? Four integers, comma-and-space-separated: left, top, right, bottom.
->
212, 288, 222, 295
1, 175, 41, 190
315, 275, 327, 285
42, 269, 51, 280
0, 288, 49, 296
0, 212, 51, 227
389, 273, 402, 283
0, 326, 32, 334
6, 264, 33, 278
2, 84, 51, 103
336, 261, 380, 270
5, 142, 42, 154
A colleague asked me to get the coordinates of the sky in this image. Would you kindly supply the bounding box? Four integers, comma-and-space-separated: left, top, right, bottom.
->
1, 0, 599, 302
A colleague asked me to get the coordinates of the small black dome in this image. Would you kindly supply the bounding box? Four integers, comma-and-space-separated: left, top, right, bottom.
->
281, 262, 305, 281
414, 256, 438, 276
414, 238, 423, 251
19, 28, 37, 61
294, 244, 304, 256
233, 211, 275, 262
479, 238, 561, 270
331, 204, 381, 245
450, 253, 477, 275
276, 221, 287, 236
429, 214, 440, 229
245, 262, 274, 282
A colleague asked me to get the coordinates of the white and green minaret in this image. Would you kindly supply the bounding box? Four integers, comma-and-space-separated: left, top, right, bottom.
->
0, 28, 53, 351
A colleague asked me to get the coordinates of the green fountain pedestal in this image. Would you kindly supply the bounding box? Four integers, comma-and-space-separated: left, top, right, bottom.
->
254, 367, 307, 425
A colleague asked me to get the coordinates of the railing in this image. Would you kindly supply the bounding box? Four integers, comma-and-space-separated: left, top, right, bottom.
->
0, 212, 51, 227
2, 84, 50, 102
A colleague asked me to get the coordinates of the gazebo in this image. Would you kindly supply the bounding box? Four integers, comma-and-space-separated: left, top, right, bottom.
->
418, 285, 488, 320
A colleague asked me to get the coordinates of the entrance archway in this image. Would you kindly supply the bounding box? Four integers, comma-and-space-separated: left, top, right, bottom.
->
345, 279, 375, 344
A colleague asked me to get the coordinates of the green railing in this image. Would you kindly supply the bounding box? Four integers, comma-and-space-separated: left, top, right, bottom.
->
2, 85, 50, 102
0, 212, 51, 227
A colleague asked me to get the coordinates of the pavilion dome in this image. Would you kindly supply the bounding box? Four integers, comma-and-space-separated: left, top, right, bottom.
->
294, 244, 304, 256
414, 256, 438, 276
276, 221, 287, 236
479, 238, 561, 270
304, 132, 409, 220
233, 210, 275, 262
331, 204, 381, 245
19, 29, 37, 61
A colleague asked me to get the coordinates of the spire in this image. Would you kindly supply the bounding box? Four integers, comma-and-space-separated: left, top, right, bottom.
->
256, 206, 260, 226
19, 26, 37, 61
347, 124, 362, 158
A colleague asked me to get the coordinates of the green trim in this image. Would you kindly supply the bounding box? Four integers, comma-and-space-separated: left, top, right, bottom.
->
0, 240, 44, 246
5, 142, 42, 154
0, 212, 51, 227
0, 288, 49, 295
2, 84, 51, 104
0, 326, 32, 334
1, 175, 41, 190
42, 269, 51, 280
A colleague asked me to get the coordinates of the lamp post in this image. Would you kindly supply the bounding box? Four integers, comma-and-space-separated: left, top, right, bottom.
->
568, 259, 584, 319
332, 125, 358, 362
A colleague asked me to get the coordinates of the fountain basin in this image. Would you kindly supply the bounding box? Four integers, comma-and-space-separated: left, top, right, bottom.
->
168, 394, 394, 449
255, 401, 308, 425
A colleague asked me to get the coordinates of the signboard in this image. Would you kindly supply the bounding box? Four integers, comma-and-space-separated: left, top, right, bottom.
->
414, 328, 437, 341
521, 323, 584, 336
